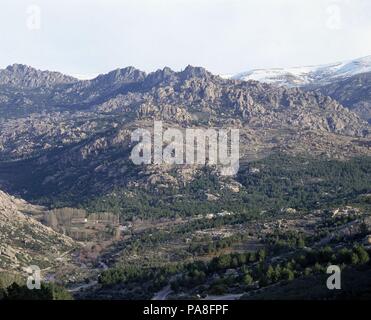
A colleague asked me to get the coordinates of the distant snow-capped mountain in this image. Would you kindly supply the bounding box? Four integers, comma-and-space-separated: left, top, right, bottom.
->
228, 56, 371, 87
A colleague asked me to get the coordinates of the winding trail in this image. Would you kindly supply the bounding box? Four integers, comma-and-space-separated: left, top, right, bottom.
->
152, 285, 173, 300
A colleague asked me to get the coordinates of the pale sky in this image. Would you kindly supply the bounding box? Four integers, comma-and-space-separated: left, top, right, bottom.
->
0, 0, 371, 78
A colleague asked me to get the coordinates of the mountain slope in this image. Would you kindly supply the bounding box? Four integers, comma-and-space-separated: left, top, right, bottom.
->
0, 190, 76, 272
229, 56, 371, 87
312, 72, 371, 124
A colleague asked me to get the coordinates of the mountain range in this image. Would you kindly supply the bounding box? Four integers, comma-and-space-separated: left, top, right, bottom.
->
0, 62, 369, 202
228, 55, 371, 87
0, 58, 370, 299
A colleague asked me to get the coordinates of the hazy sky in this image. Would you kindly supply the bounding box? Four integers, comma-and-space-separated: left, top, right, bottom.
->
0, 0, 371, 78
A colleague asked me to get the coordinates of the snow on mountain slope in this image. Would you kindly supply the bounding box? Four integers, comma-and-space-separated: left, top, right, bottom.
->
228, 56, 371, 87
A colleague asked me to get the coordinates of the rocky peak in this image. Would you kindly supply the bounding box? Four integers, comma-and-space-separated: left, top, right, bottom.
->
142, 65, 215, 89
92, 66, 146, 86
0, 64, 77, 88
180, 65, 213, 80
6, 63, 32, 74
144, 67, 177, 87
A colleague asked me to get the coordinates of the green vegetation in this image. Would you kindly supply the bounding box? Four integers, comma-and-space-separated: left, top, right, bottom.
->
96, 242, 370, 299
1, 282, 73, 300
238, 154, 371, 211
84, 154, 371, 220
1, 153, 370, 222
264, 230, 307, 254
0, 273, 24, 299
